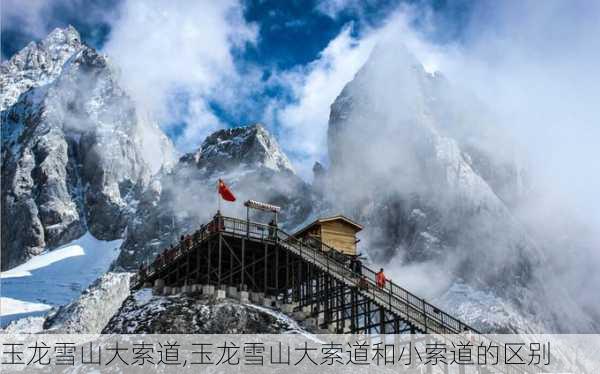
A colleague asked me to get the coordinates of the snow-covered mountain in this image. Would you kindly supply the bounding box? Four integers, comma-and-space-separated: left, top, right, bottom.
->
116, 123, 319, 270
0, 27, 316, 328
1, 26, 175, 270
181, 125, 294, 174
0, 26, 82, 112
0, 233, 123, 329
2, 27, 596, 335
324, 44, 597, 333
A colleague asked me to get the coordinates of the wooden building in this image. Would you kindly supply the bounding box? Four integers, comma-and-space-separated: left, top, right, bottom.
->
293, 215, 363, 256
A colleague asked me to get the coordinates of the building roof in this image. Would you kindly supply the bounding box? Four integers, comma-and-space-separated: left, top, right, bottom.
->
293, 215, 363, 237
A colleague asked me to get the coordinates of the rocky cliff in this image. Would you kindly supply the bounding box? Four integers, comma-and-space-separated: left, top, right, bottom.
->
103, 289, 307, 334
1, 26, 175, 270
3, 27, 596, 335
324, 44, 596, 332
43, 272, 132, 333
115, 124, 319, 270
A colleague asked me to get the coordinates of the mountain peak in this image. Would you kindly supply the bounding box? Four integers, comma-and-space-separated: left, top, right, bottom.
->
1, 25, 176, 270
1, 26, 84, 111
42, 25, 81, 48
182, 124, 294, 174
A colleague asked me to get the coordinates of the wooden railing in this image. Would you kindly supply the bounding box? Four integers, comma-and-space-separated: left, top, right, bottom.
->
135, 215, 478, 334
134, 214, 545, 373
217, 215, 478, 335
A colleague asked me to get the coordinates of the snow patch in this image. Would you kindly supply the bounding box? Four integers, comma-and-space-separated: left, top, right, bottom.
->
133, 288, 153, 306
0, 232, 122, 327
0, 297, 52, 318
1, 245, 85, 279
244, 304, 317, 340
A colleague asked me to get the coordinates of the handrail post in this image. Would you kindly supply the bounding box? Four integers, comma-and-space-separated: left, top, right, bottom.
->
246, 207, 250, 238
423, 302, 428, 332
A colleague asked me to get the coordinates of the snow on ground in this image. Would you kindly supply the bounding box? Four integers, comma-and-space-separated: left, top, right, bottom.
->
0, 232, 122, 328
434, 281, 541, 333
1, 244, 85, 279
132, 288, 153, 306
244, 304, 318, 341
1, 297, 52, 314
1, 316, 46, 334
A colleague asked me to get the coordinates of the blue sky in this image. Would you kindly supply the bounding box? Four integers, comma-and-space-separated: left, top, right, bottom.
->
2, 1, 471, 67
3, 0, 600, 226
1, 0, 480, 176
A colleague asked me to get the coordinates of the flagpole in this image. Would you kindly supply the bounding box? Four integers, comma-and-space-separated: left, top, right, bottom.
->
217, 180, 221, 214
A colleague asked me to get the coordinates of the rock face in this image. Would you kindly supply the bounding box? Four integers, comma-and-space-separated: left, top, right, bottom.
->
116, 123, 318, 270
4, 27, 595, 335
103, 289, 306, 334
1, 26, 175, 270
43, 272, 132, 333
181, 125, 294, 174
0, 26, 82, 112
325, 44, 594, 332
327, 46, 533, 279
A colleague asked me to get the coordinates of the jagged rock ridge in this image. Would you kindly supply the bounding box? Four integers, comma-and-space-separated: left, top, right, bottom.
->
43, 272, 132, 333
0, 26, 82, 111
1, 26, 175, 270
115, 123, 319, 270
181, 124, 294, 174
324, 43, 596, 333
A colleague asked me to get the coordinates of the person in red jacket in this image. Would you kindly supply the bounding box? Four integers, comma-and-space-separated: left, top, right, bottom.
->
375, 268, 388, 288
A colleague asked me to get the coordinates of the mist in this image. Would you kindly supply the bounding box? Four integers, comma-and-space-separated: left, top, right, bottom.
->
433, 0, 600, 328
101, 0, 257, 152
315, 1, 600, 331
6, 0, 597, 331
99, 0, 600, 330
442, 0, 600, 227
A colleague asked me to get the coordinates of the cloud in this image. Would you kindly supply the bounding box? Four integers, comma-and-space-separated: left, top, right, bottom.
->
1, 0, 116, 56
265, 7, 446, 179
302, 0, 600, 331
315, 0, 363, 18
265, 26, 375, 178
2, 0, 257, 152
1, 0, 53, 38
456, 0, 600, 329
102, 0, 257, 152
315, 0, 379, 20
278, 0, 599, 233
435, 0, 600, 228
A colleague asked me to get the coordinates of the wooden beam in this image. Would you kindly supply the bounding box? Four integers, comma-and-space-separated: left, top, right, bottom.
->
241, 238, 245, 288
218, 233, 223, 285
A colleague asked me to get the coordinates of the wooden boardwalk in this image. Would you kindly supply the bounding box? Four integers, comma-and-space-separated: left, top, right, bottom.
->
133, 214, 478, 335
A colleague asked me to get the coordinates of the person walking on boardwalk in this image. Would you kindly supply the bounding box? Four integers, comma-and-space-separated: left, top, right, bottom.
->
350, 256, 362, 275
375, 268, 388, 288
268, 218, 278, 240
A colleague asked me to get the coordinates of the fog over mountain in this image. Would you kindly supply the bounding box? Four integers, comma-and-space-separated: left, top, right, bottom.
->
2, 0, 599, 335
1, 26, 174, 270
322, 38, 598, 332
116, 124, 319, 270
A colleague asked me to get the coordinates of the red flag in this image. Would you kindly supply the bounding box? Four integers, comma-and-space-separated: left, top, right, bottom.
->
218, 179, 236, 202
